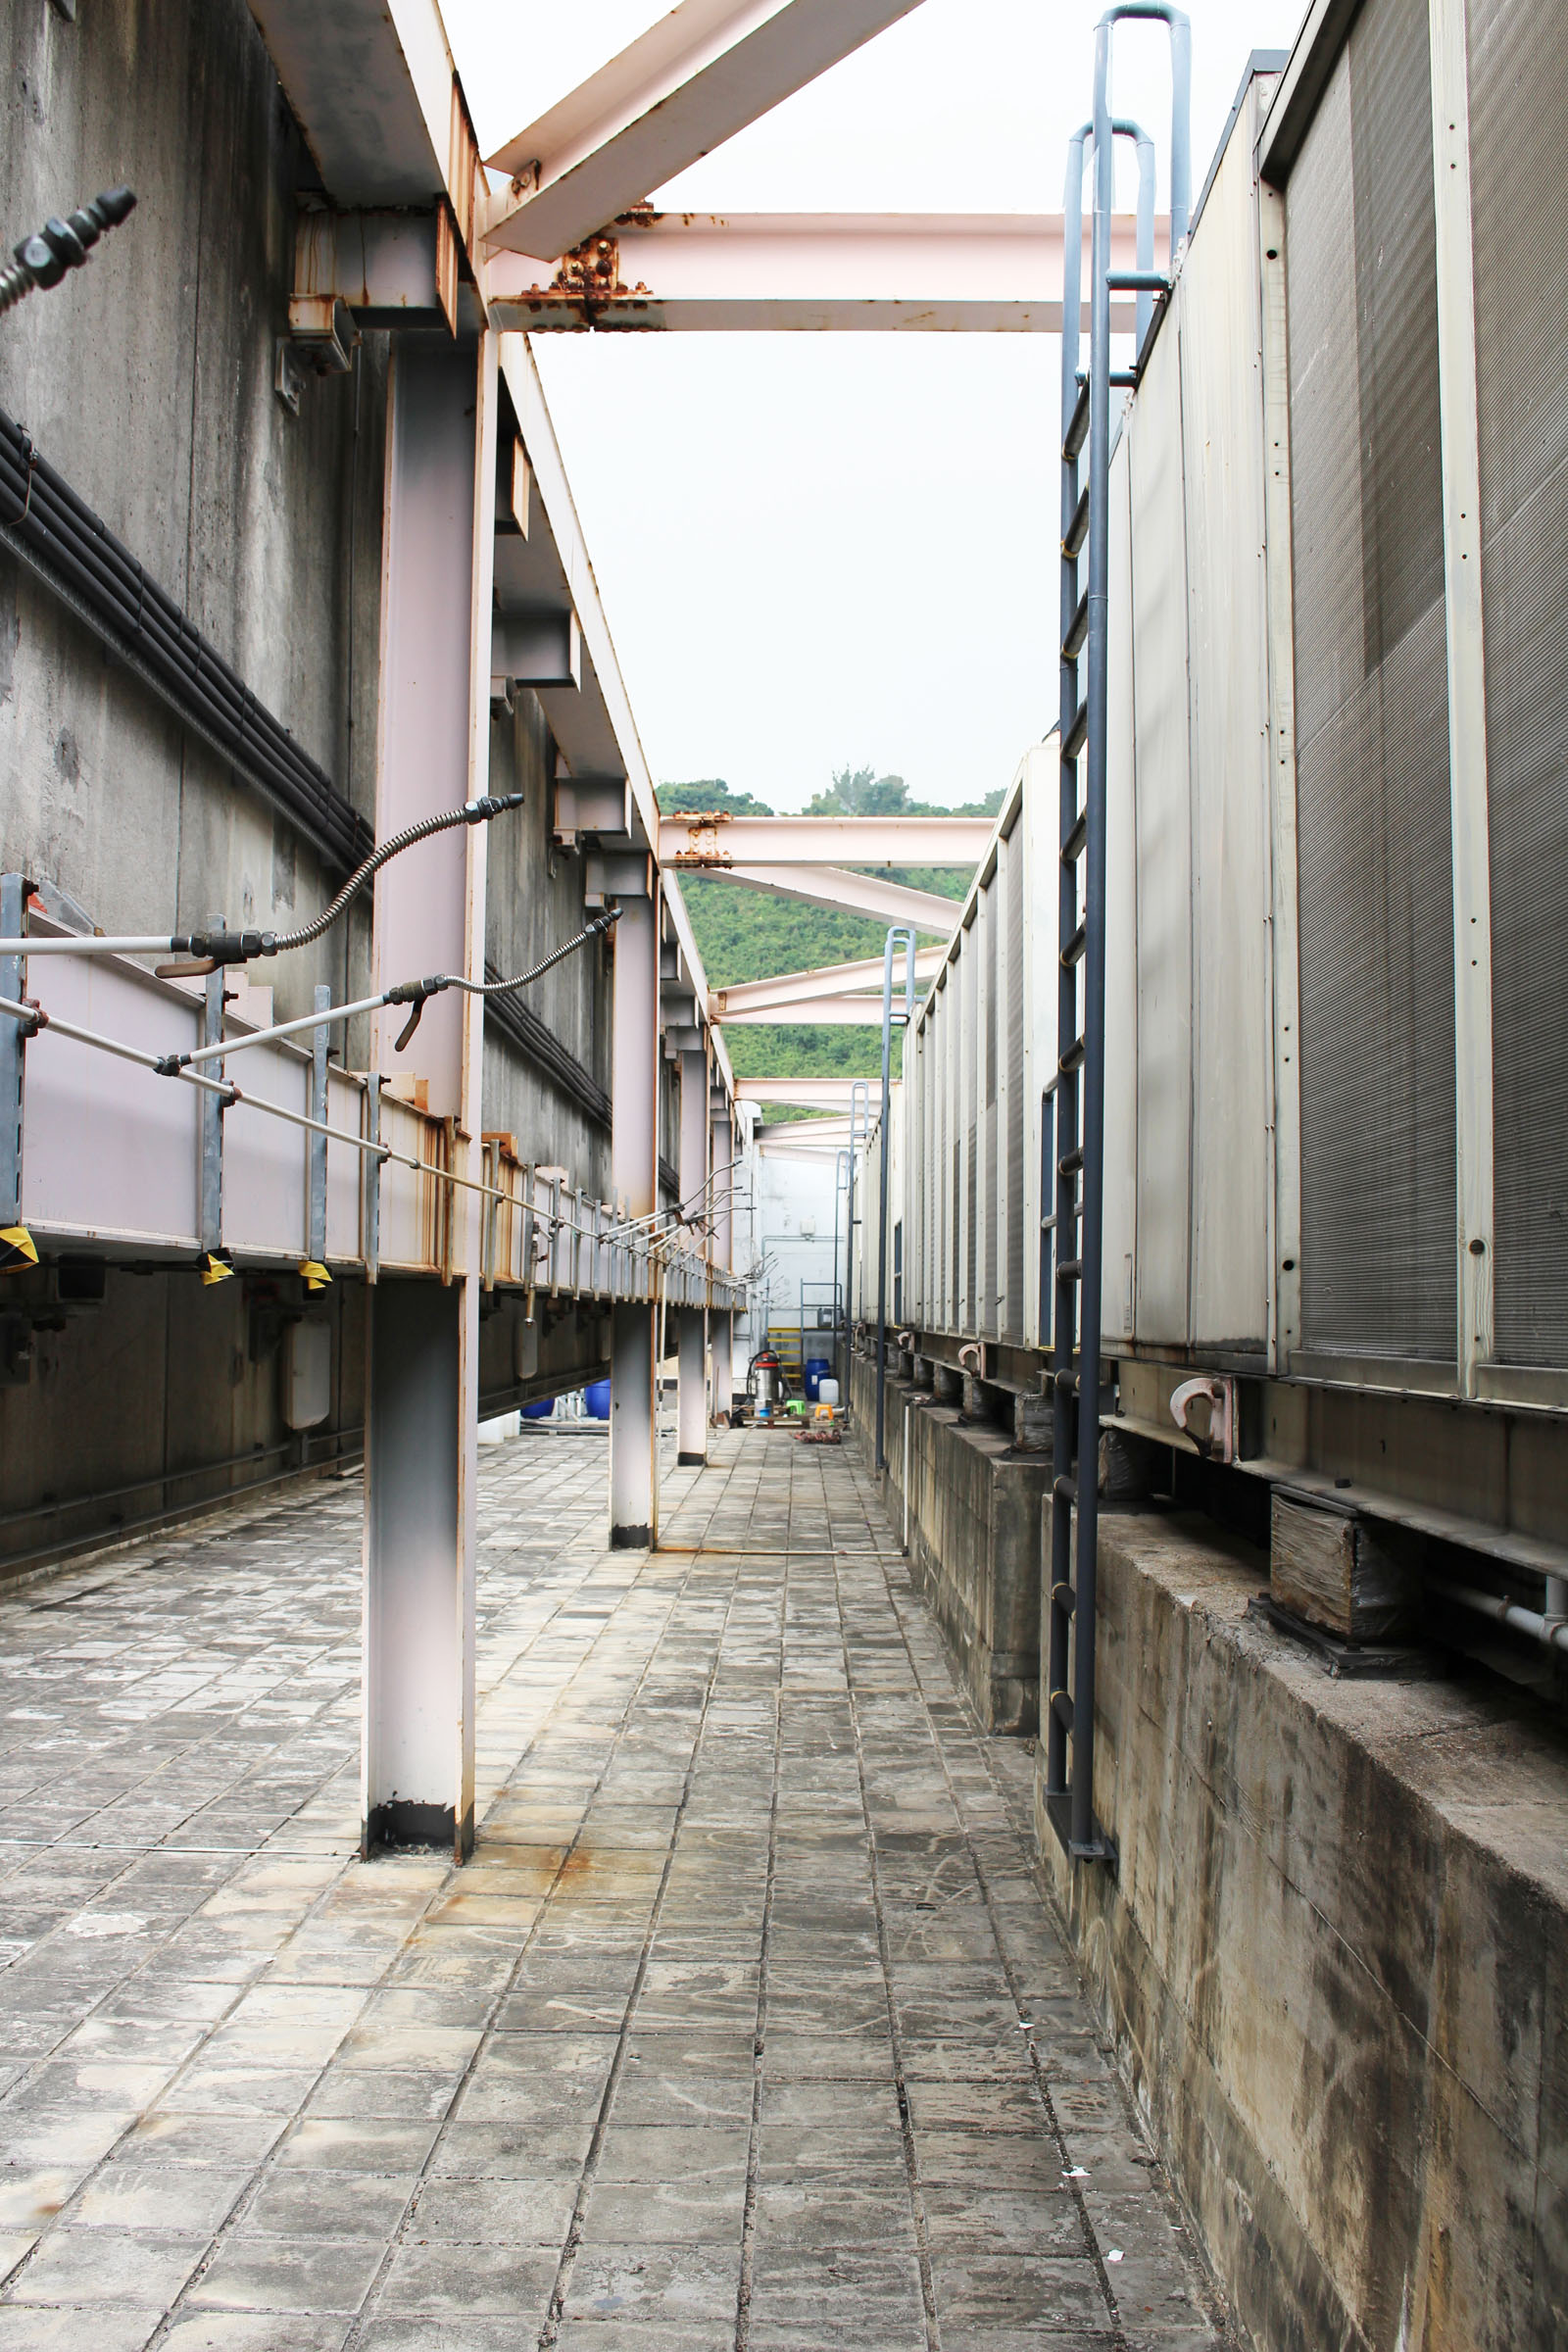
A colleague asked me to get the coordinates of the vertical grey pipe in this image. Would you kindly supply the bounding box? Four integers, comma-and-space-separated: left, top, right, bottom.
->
875, 928, 915, 1472
1132, 126, 1155, 352
0, 874, 24, 1226
1168, 13, 1192, 250
1072, 10, 1116, 1859
309, 983, 330, 1265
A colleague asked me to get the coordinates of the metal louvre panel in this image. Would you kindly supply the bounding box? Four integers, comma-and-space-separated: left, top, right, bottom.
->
966, 1127, 978, 1321
985, 890, 999, 1106
1004, 839, 1026, 1341
1287, 0, 1456, 1359
1468, 0, 1568, 1365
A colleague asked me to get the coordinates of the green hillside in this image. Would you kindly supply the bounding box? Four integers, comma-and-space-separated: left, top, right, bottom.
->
659, 771, 1004, 1102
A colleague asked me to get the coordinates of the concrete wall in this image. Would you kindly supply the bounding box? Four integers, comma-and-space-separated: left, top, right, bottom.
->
1037, 1510, 1568, 2352
0, 0, 625, 1562
0, 0, 388, 1027
850, 1349, 1048, 1734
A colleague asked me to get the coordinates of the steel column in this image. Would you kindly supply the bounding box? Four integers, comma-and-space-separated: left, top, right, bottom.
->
361, 332, 498, 1863
710, 1110, 735, 1414
610, 889, 660, 1544
677, 1044, 709, 1463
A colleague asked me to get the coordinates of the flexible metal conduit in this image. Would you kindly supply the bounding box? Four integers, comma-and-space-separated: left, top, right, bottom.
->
0, 406, 372, 874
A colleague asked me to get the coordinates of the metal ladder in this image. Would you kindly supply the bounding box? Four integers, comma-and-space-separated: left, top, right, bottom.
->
1046, 3, 1191, 1864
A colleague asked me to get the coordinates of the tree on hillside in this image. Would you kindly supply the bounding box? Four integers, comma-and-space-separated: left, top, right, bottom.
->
657, 778, 774, 816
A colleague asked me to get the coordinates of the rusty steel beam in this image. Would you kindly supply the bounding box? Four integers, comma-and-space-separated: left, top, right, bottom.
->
488, 211, 1154, 333
661, 811, 993, 868
484, 0, 929, 260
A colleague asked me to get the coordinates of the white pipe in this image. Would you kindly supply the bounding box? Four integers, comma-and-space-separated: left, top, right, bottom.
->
0, 935, 178, 956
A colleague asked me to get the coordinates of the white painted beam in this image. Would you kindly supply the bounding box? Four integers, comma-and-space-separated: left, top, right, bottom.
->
488, 211, 1152, 333
711, 947, 946, 1019
701, 864, 958, 935
661, 812, 993, 868
737, 1076, 866, 1110
484, 0, 929, 259
719, 998, 892, 1027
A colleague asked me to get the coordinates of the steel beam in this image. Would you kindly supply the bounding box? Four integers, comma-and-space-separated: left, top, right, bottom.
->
700, 864, 957, 934
738, 1077, 868, 1111
610, 885, 661, 1545
488, 211, 1152, 333
717, 997, 896, 1027
711, 947, 946, 1018
249, 0, 471, 213
362, 333, 498, 1865
661, 812, 992, 868
484, 0, 928, 259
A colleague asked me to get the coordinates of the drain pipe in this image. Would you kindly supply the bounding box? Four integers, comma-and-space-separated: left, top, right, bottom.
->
1430, 1576, 1568, 1658
875, 928, 916, 1471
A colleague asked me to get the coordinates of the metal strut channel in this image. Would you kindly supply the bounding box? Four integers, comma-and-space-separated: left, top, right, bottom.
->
1047, 6, 1190, 1869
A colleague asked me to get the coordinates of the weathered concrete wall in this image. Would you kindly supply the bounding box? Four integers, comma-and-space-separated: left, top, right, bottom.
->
0, 0, 388, 1027
0, 1262, 363, 1568
0, 0, 618, 1554
483, 687, 612, 1202
850, 1349, 1048, 1732
1037, 1509, 1568, 2352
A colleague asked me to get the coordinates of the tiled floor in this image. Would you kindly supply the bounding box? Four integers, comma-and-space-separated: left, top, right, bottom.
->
0, 1425, 1229, 2350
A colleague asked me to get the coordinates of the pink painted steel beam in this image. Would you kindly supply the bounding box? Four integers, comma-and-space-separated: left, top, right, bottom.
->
488, 212, 1154, 333
702, 864, 957, 935
661, 811, 993, 867
485, 0, 929, 259
717, 998, 892, 1027
711, 945, 945, 1017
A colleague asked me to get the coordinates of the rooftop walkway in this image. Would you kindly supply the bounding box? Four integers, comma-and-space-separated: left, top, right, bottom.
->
0, 1427, 1228, 2350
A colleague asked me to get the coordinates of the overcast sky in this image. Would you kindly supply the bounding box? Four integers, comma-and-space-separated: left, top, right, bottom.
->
444, 0, 1302, 810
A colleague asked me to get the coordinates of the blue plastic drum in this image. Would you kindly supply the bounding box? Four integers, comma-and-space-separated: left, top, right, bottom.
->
584, 1379, 612, 1420
804, 1357, 832, 1401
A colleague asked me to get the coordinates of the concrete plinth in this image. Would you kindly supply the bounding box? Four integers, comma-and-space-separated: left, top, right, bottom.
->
853, 1354, 1049, 1734
1039, 1508, 1568, 2352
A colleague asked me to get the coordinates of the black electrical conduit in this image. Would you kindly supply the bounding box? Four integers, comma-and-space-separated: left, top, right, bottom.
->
0, 793, 526, 968
0, 403, 373, 874
151, 905, 620, 1073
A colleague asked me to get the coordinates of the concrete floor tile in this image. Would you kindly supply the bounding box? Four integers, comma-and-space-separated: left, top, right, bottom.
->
162, 2317, 349, 2351
374, 2238, 560, 2317
187, 2232, 386, 2314
0, 1434, 1229, 2352
71, 2168, 250, 2233
9, 2224, 206, 2307
0, 2308, 166, 2350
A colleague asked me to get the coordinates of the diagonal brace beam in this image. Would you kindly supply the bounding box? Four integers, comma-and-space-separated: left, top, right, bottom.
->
484, 0, 929, 258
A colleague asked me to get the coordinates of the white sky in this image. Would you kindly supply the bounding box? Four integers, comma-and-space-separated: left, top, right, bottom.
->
445, 0, 1302, 810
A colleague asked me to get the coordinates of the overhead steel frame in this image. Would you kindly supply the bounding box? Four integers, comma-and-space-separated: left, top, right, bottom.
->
362, 332, 499, 1864
1046, 5, 1189, 1868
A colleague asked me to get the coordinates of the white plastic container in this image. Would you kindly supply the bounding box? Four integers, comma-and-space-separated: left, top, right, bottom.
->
817, 1378, 840, 1407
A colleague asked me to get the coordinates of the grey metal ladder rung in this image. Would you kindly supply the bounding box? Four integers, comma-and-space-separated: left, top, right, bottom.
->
1063, 484, 1090, 559
1059, 1034, 1086, 1074
1063, 699, 1088, 760
1062, 806, 1087, 863
1060, 921, 1087, 970
1062, 590, 1089, 661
